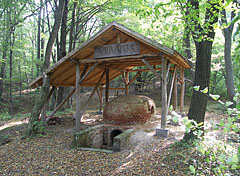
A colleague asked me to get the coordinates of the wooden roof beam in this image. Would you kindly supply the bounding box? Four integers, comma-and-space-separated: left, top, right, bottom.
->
78, 53, 162, 64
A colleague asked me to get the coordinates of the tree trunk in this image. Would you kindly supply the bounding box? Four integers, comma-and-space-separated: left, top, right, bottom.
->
9, 31, 15, 116
0, 50, 7, 101
188, 41, 213, 123
56, 0, 68, 109
68, 1, 77, 52
221, 9, 236, 103
184, 0, 219, 140
27, 0, 66, 135
43, 0, 66, 71
36, 0, 42, 76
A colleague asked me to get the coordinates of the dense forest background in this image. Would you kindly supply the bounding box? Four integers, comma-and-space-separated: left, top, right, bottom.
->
1, 1, 240, 175
0, 0, 240, 118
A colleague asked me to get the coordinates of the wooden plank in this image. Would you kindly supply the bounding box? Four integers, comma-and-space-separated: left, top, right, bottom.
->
173, 68, 178, 111
180, 68, 185, 112
46, 87, 76, 122
105, 68, 109, 103
94, 42, 140, 59
58, 65, 89, 83
141, 59, 162, 81
161, 58, 168, 129
167, 66, 177, 112
75, 61, 81, 131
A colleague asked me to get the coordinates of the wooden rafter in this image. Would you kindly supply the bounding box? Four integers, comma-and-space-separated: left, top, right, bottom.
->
141, 59, 162, 81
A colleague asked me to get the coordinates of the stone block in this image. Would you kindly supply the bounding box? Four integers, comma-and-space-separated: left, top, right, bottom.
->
113, 129, 134, 152
155, 128, 169, 138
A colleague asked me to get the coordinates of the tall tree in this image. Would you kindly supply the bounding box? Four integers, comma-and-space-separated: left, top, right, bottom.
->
28, 0, 66, 135
185, 0, 220, 138
220, 2, 236, 104
56, 0, 69, 109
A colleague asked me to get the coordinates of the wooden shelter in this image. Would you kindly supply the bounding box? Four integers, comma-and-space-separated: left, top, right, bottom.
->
30, 21, 191, 136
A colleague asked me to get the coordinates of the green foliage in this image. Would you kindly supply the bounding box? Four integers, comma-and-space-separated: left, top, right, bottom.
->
32, 121, 45, 135
184, 85, 240, 175
0, 111, 28, 121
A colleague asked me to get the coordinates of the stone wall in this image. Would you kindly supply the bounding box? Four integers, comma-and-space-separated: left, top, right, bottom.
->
113, 129, 135, 152
102, 125, 130, 146
71, 125, 103, 149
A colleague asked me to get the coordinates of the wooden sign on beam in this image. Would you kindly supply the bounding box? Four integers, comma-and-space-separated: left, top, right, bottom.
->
94, 42, 140, 59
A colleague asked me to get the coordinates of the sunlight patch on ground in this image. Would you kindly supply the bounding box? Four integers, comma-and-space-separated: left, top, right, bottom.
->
0, 119, 28, 131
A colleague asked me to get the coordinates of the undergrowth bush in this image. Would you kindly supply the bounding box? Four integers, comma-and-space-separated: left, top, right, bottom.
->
185, 86, 240, 175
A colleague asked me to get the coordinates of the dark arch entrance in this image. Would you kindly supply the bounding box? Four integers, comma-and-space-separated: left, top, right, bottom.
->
110, 129, 122, 146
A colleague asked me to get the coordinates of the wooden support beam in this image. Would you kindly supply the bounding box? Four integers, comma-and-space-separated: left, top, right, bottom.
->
80, 70, 106, 118
105, 68, 109, 103
81, 65, 89, 78
78, 62, 98, 84
173, 68, 178, 111
125, 71, 129, 95
180, 68, 185, 112
79, 54, 160, 64
40, 86, 56, 123
121, 72, 127, 84
75, 61, 81, 131
167, 66, 177, 112
128, 71, 142, 85
161, 58, 168, 129
141, 59, 162, 81
96, 87, 103, 112
47, 86, 56, 102
166, 62, 171, 80
101, 87, 126, 90
117, 32, 121, 43
46, 87, 76, 122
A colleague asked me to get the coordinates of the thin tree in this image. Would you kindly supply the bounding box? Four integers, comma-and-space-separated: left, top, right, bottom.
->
27, 0, 66, 135
220, 1, 237, 104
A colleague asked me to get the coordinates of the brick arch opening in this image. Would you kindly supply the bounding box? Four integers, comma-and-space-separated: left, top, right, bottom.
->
110, 129, 122, 147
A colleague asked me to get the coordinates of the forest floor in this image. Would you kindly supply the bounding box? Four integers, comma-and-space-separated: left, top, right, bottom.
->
0, 106, 236, 175
0, 90, 239, 175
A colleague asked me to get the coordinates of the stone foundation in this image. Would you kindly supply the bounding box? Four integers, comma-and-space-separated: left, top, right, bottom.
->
72, 124, 135, 152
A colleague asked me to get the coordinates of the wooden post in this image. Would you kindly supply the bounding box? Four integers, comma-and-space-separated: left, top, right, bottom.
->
125, 71, 129, 95
167, 66, 177, 112
161, 58, 168, 129
75, 61, 81, 131
105, 68, 109, 103
173, 68, 178, 111
97, 87, 103, 112
180, 68, 185, 113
